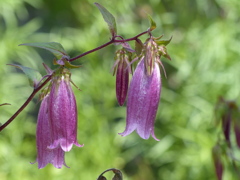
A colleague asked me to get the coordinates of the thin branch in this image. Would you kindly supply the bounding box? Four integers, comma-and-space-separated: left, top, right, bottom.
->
0, 75, 52, 132
68, 30, 148, 62
115, 30, 148, 42
68, 39, 115, 62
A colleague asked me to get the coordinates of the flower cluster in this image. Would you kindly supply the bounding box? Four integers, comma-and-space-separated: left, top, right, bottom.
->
0, 4, 173, 169
35, 67, 83, 168
114, 37, 171, 140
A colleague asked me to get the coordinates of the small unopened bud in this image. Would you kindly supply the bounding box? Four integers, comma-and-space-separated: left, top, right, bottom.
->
113, 49, 131, 106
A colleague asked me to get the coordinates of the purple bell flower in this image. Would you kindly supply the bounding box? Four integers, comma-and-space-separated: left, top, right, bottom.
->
34, 67, 83, 169
119, 58, 161, 140
48, 68, 83, 152
35, 94, 68, 169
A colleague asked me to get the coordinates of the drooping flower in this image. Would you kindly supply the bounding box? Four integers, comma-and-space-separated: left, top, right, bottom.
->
119, 57, 161, 140
119, 36, 167, 140
48, 68, 83, 152
34, 67, 83, 169
35, 94, 68, 169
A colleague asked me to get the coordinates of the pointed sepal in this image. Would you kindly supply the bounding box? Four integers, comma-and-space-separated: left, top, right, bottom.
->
155, 36, 173, 46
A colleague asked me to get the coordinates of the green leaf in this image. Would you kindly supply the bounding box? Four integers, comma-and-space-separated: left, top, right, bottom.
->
155, 36, 173, 46
147, 14, 157, 31
8, 64, 42, 88
95, 3, 117, 37
19, 42, 69, 60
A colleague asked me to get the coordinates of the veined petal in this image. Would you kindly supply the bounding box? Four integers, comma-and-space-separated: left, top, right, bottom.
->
119, 58, 161, 140
35, 95, 68, 169
49, 73, 83, 152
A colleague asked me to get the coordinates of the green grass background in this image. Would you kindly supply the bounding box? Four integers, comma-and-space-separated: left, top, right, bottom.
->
0, 0, 240, 179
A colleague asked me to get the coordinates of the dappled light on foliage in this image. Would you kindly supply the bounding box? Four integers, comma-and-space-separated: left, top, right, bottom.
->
0, 0, 240, 180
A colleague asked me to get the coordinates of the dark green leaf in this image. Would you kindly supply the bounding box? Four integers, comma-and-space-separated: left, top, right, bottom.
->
95, 3, 117, 37
19, 42, 69, 60
8, 64, 42, 88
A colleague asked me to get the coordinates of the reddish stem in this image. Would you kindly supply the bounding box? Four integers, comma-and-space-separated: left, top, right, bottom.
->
68, 30, 148, 62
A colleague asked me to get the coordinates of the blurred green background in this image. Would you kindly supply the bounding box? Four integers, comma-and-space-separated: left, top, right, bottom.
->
0, 0, 240, 179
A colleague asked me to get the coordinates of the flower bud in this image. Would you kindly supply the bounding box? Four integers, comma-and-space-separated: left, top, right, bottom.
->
115, 50, 130, 106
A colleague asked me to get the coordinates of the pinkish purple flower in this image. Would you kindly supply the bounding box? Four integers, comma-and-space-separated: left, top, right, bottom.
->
48, 68, 83, 152
119, 58, 161, 140
34, 67, 83, 169
35, 94, 68, 169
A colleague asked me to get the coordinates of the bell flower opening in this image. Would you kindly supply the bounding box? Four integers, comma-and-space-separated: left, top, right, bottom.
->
119, 58, 161, 140
35, 95, 68, 169
48, 68, 83, 152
